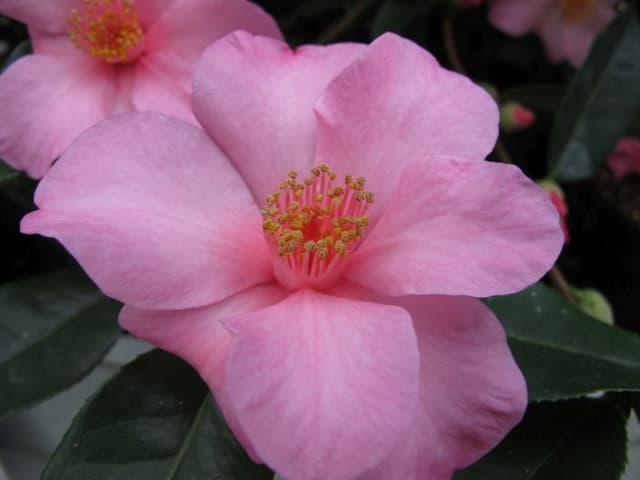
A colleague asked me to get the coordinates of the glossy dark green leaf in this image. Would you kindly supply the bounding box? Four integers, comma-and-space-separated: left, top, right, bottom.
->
488, 283, 640, 402
547, 4, 640, 181
43, 349, 274, 480
454, 398, 628, 480
0, 269, 121, 419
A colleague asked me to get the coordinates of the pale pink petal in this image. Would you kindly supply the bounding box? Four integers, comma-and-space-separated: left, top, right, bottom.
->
346, 157, 563, 297
314, 33, 498, 211
145, 0, 281, 67
133, 0, 176, 30
112, 63, 137, 113
360, 295, 526, 479
120, 282, 289, 462
224, 289, 420, 480
536, 8, 567, 63
133, 0, 281, 125
29, 29, 82, 57
560, 1, 616, 67
0, 54, 115, 178
21, 112, 272, 309
193, 31, 365, 204
488, 0, 553, 36
561, 22, 599, 66
131, 59, 196, 123
0, 0, 78, 33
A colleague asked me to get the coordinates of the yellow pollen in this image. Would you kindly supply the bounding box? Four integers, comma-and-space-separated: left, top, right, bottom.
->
69, 0, 144, 64
262, 165, 375, 286
559, 0, 595, 23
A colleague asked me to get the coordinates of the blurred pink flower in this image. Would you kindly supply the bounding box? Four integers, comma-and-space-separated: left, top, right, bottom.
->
0, 0, 281, 178
607, 136, 640, 180
488, 0, 618, 66
22, 32, 563, 479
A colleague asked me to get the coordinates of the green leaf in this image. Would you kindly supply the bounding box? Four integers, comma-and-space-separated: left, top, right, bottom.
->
1, 39, 31, 73
547, 4, 640, 181
0, 160, 20, 184
0, 269, 121, 419
43, 349, 274, 480
488, 283, 640, 402
454, 398, 628, 480
501, 83, 565, 112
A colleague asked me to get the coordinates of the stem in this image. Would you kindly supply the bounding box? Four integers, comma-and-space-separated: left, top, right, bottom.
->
316, 0, 376, 44
443, 11, 466, 74
493, 139, 513, 164
443, 9, 575, 302
549, 266, 577, 303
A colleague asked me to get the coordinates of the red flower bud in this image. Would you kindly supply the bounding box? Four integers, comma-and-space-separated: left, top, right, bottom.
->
538, 180, 569, 244
500, 102, 535, 132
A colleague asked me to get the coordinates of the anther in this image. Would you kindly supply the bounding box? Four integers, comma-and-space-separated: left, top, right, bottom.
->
262, 164, 374, 290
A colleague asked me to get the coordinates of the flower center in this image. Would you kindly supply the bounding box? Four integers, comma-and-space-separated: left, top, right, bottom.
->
262, 164, 374, 290
559, 0, 594, 23
69, 0, 144, 64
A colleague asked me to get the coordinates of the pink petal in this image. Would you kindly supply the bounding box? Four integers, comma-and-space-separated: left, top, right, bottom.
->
536, 8, 566, 63
488, 0, 553, 36
561, 22, 598, 67
193, 31, 365, 204
133, 0, 282, 125
224, 289, 420, 480
131, 58, 196, 123
21, 112, 272, 310
361, 295, 527, 479
346, 157, 563, 297
145, 0, 282, 68
0, 54, 115, 178
120, 282, 289, 462
314, 33, 499, 212
0, 0, 77, 33
29, 29, 82, 57
133, 0, 176, 30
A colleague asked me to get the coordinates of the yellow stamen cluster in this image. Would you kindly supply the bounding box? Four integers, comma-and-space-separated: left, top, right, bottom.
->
559, 0, 594, 23
69, 0, 143, 64
262, 164, 374, 261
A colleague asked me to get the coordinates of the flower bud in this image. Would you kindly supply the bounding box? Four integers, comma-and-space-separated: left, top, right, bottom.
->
500, 102, 535, 132
572, 287, 614, 325
537, 180, 569, 244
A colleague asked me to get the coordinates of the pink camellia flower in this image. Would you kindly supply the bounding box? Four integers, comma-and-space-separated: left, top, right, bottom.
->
607, 136, 640, 180
0, 0, 281, 178
488, 0, 618, 66
21, 32, 563, 479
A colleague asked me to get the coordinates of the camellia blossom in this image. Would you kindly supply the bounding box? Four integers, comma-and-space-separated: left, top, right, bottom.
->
488, 0, 618, 66
0, 0, 281, 178
21, 32, 563, 479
